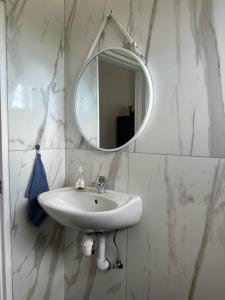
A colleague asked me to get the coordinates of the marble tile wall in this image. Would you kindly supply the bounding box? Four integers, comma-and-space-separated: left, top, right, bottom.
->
65, 0, 225, 158
65, 149, 225, 300
10, 150, 65, 300
127, 153, 225, 300
65, 150, 128, 300
5, 0, 225, 299
64, 0, 225, 300
6, 0, 65, 299
7, 0, 65, 151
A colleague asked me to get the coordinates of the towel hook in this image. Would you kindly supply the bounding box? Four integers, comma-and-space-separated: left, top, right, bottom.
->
35, 144, 40, 152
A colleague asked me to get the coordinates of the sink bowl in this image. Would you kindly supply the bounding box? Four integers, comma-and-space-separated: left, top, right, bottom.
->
38, 187, 142, 232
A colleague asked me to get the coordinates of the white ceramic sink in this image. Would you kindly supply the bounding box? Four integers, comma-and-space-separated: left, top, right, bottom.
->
38, 187, 142, 232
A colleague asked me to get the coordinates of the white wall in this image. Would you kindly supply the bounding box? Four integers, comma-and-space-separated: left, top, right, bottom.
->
99, 60, 135, 148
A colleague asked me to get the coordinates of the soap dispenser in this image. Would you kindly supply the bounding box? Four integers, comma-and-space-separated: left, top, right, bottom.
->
75, 166, 85, 190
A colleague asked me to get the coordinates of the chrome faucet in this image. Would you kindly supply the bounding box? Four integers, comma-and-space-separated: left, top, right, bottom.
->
89, 176, 107, 194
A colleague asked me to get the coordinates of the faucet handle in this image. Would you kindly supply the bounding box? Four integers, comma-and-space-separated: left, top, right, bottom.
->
89, 176, 107, 193
98, 176, 106, 184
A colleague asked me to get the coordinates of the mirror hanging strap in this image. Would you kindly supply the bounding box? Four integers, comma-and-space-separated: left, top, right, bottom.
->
85, 11, 143, 63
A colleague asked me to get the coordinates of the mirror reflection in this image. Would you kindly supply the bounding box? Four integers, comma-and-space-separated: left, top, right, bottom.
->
75, 48, 151, 150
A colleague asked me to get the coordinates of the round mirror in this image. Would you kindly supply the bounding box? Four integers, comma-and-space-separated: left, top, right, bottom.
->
74, 47, 153, 151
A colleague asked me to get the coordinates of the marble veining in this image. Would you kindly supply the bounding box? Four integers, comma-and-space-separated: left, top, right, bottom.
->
65, 0, 78, 46
7, 4, 66, 299
189, 0, 225, 157
174, 0, 181, 77
10, 150, 65, 300
35, 23, 64, 146
64, 1, 225, 300
24, 225, 63, 300
65, 149, 128, 300
7, 0, 65, 150
64, 149, 225, 300
164, 156, 178, 266
174, 84, 183, 155
188, 159, 225, 300
64, 0, 217, 157
7, 0, 28, 25
190, 106, 196, 155
127, 153, 225, 300
144, 0, 158, 62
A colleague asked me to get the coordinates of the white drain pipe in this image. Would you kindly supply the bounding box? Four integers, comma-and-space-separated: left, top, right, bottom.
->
81, 233, 111, 270
96, 233, 111, 271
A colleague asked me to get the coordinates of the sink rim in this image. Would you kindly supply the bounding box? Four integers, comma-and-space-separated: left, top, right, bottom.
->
38, 186, 141, 216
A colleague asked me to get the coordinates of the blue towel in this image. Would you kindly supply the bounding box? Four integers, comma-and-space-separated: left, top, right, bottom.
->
25, 151, 49, 226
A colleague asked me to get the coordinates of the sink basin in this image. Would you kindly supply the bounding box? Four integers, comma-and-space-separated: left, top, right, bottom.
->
38, 187, 142, 232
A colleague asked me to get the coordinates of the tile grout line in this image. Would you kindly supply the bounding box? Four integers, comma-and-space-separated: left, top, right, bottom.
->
64, 147, 225, 160
9, 147, 66, 152
125, 152, 130, 300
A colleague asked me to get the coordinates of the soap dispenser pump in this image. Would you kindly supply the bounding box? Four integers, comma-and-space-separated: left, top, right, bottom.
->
75, 166, 85, 190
